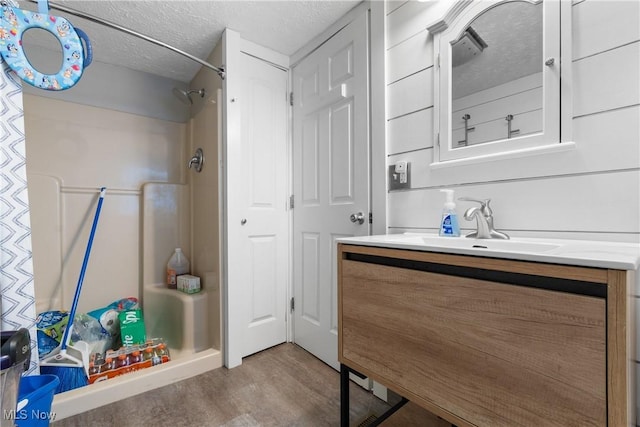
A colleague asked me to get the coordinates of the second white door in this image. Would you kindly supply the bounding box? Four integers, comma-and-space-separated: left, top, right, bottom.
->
233, 52, 289, 358
292, 12, 370, 370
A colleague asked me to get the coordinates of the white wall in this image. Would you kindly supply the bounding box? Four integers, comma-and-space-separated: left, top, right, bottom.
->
385, 0, 640, 416
21, 45, 191, 123
385, 0, 639, 243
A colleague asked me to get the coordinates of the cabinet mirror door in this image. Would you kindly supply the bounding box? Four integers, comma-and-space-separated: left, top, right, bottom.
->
430, 0, 561, 164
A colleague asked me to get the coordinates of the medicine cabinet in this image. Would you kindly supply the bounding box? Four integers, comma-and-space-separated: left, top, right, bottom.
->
428, 0, 568, 165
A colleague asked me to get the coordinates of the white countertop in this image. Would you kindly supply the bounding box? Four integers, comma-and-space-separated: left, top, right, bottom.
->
338, 234, 640, 270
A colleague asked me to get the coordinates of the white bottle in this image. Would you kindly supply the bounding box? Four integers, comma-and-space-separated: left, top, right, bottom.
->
439, 189, 461, 237
166, 248, 190, 289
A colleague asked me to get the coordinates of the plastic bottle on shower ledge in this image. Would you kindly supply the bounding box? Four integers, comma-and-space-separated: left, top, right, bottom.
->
102, 357, 114, 373
143, 346, 155, 363
156, 343, 170, 363
166, 248, 190, 289
116, 353, 129, 367
129, 350, 142, 365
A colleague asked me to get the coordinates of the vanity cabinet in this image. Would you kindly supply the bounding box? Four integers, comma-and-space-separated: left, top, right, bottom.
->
338, 244, 635, 426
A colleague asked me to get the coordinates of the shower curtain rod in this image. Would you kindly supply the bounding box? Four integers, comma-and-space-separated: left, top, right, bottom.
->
26, 0, 226, 79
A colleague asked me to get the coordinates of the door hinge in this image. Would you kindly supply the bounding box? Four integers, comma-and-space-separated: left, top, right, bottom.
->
289, 92, 294, 106
436, 132, 440, 147
289, 195, 294, 209
290, 297, 295, 312
369, 212, 373, 224
437, 53, 440, 69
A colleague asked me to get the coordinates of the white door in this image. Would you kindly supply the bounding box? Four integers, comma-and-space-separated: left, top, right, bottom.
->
228, 52, 289, 360
292, 12, 370, 370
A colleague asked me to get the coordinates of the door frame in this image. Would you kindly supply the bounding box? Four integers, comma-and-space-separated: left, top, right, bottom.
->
287, 1, 387, 343
222, 0, 386, 368
293, 0, 386, 234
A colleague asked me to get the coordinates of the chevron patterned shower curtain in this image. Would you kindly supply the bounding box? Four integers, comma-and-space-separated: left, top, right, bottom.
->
1, 60, 39, 373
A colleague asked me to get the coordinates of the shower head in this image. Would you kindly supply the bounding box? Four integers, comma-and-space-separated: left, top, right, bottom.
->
172, 88, 206, 105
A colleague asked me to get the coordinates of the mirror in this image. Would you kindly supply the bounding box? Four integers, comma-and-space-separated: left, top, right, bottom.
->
451, 1, 542, 148
429, 0, 562, 164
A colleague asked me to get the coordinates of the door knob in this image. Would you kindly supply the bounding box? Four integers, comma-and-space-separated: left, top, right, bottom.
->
350, 212, 365, 225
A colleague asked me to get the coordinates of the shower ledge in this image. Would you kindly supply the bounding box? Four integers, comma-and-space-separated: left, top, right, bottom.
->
51, 348, 222, 420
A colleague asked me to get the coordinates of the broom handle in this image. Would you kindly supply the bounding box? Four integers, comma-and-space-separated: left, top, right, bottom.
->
60, 187, 107, 351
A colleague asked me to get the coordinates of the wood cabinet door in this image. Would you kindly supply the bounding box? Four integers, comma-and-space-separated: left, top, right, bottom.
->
339, 259, 607, 427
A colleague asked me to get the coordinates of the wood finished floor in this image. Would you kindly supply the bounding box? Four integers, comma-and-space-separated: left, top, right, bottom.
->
52, 343, 449, 427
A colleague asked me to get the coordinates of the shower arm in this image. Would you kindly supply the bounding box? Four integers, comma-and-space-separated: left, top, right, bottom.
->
26, 0, 225, 80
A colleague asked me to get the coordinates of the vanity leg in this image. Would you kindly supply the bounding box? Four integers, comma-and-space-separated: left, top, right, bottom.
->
340, 363, 350, 427
340, 363, 409, 426
368, 398, 408, 426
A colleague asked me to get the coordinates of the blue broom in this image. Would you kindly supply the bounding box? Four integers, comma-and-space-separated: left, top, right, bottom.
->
40, 187, 106, 393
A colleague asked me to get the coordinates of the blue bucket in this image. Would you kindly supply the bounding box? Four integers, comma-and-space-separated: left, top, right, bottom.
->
15, 375, 60, 427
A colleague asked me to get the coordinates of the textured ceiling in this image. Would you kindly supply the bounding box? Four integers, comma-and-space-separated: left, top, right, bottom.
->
17, 0, 360, 83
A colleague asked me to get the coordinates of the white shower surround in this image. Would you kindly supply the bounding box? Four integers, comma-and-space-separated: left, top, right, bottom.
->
50, 182, 222, 420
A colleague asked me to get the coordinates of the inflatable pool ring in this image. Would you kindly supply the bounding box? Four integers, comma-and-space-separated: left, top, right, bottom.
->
0, 3, 92, 90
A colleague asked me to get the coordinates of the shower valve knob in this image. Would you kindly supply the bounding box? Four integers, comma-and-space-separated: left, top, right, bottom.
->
188, 148, 204, 172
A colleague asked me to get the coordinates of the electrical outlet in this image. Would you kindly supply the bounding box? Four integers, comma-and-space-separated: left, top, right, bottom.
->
388, 162, 411, 191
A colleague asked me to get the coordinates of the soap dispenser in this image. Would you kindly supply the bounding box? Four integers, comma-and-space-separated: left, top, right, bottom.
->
439, 189, 460, 237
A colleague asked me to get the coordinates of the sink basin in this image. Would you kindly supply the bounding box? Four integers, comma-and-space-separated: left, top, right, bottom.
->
417, 235, 562, 254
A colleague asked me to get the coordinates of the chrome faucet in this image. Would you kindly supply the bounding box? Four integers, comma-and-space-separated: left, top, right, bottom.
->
459, 197, 509, 240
